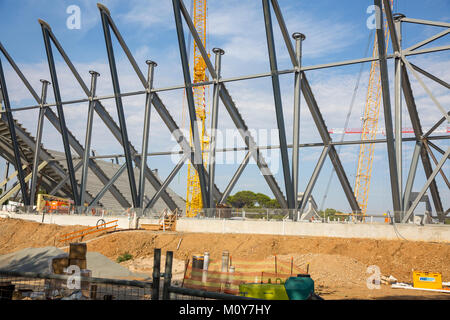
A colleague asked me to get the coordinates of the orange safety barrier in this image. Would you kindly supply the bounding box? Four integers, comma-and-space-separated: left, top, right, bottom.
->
58, 220, 118, 243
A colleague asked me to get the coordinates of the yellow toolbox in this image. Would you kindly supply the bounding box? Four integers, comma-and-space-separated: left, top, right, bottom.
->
413, 271, 442, 289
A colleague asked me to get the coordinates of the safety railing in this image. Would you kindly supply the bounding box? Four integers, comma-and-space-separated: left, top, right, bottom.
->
57, 220, 118, 243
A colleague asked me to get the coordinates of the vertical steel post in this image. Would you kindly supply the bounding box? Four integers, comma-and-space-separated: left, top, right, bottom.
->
162, 251, 173, 300
99, 10, 139, 208
3, 161, 9, 191
40, 21, 80, 206
152, 248, 161, 300
0, 58, 29, 205
208, 48, 224, 208
80, 71, 99, 211
30, 80, 50, 206
262, 0, 295, 208
172, 0, 209, 208
138, 61, 157, 210
292, 32, 305, 209
394, 14, 405, 217
373, 0, 402, 219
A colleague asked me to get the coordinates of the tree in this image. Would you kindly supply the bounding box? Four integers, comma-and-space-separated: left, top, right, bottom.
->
226, 191, 281, 209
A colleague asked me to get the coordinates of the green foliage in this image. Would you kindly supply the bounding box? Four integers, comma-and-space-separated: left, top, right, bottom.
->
116, 252, 133, 263
318, 208, 342, 220
226, 191, 280, 208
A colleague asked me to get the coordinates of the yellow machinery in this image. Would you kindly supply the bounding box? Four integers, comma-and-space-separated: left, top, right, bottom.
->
354, 0, 393, 220
184, 0, 210, 217
413, 271, 443, 290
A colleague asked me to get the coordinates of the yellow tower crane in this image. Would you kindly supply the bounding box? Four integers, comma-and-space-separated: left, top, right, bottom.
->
354, 0, 394, 219
185, 0, 209, 217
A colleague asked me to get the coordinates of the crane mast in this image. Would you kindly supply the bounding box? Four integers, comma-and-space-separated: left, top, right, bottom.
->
354, 0, 393, 219
185, 0, 209, 217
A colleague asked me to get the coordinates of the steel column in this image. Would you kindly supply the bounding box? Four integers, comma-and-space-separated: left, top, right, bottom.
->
262, 0, 295, 208
40, 20, 80, 206
172, 0, 209, 208
99, 9, 139, 208
0, 58, 29, 205
138, 61, 157, 209
292, 32, 305, 209
30, 80, 50, 206
374, 0, 402, 219
208, 48, 224, 207
80, 71, 99, 210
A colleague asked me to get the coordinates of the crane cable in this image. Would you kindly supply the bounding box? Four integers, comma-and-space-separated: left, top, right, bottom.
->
318, 30, 374, 214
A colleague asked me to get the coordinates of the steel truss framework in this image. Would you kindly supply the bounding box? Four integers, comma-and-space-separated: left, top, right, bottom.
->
0, 0, 448, 222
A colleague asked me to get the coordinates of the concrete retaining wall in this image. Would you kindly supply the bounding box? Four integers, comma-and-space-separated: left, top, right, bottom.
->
3, 212, 450, 243
176, 218, 450, 243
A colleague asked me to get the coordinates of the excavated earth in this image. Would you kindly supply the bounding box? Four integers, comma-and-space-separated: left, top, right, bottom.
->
0, 217, 449, 300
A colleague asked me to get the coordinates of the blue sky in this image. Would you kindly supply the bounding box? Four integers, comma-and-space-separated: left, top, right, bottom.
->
0, 0, 448, 215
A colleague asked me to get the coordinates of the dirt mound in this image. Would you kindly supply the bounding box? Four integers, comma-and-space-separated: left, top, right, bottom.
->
1, 218, 449, 300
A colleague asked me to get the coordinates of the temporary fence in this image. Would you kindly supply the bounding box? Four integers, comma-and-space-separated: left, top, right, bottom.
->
182, 256, 305, 296
0, 270, 152, 300
57, 220, 118, 243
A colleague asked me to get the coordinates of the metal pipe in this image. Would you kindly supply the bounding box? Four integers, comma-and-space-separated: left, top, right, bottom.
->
99, 9, 138, 207
403, 141, 421, 214
208, 48, 224, 207
80, 71, 100, 210
30, 80, 50, 206
138, 61, 157, 209
262, 0, 294, 208
292, 32, 305, 209
0, 58, 29, 205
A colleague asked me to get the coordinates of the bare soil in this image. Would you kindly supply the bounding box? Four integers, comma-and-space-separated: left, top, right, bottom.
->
1, 217, 449, 300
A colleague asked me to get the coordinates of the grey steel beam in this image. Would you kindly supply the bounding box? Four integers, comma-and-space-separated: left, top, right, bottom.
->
0, 40, 131, 209
172, 0, 209, 208
399, 17, 450, 28
404, 29, 450, 53
219, 151, 252, 205
179, 0, 216, 79
402, 147, 449, 223
374, 0, 402, 219
299, 145, 330, 215
0, 58, 29, 205
402, 55, 449, 122
401, 64, 445, 221
270, 0, 298, 68
80, 71, 99, 209
301, 73, 361, 213
410, 63, 450, 90
382, 0, 400, 53
262, 0, 295, 208
30, 80, 50, 205
138, 61, 156, 209
40, 20, 80, 206
38, 23, 172, 210
99, 9, 139, 208
146, 154, 188, 211
219, 85, 288, 208
292, 32, 305, 209
49, 160, 83, 196
3, 161, 9, 191
424, 141, 450, 189
394, 14, 404, 207
87, 163, 127, 212
423, 113, 449, 139
427, 140, 450, 159
208, 48, 224, 207
403, 141, 421, 213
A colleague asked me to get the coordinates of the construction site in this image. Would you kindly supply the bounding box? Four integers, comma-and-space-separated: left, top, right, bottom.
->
0, 0, 449, 301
